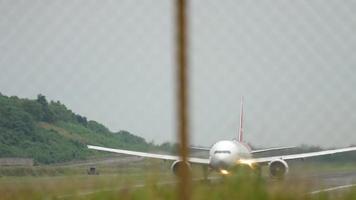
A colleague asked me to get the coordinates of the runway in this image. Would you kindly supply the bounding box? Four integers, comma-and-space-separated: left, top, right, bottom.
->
306, 171, 356, 194
54, 169, 356, 199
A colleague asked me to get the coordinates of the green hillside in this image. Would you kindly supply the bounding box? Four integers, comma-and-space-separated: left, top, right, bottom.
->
0, 93, 164, 164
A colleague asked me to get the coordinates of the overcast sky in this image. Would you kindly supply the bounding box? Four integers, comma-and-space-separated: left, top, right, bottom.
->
0, 0, 355, 148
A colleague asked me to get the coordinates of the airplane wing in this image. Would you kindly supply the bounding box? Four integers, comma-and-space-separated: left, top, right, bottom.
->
190, 145, 297, 153
247, 146, 356, 164
87, 145, 210, 165
251, 146, 296, 154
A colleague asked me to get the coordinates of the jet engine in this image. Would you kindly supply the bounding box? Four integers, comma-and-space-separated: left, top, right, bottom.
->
170, 160, 191, 176
268, 159, 289, 178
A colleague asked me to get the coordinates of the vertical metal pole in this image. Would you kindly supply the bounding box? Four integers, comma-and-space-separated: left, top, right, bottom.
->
176, 0, 190, 199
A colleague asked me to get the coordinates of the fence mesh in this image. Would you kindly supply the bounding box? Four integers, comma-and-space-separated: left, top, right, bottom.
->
0, 0, 355, 148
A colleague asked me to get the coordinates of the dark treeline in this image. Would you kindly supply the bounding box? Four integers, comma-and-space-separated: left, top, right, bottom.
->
0, 93, 174, 164
1, 93, 353, 165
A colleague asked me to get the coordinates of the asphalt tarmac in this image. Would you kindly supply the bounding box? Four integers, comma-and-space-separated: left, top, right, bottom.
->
305, 171, 356, 194
52, 157, 356, 198
55, 170, 356, 199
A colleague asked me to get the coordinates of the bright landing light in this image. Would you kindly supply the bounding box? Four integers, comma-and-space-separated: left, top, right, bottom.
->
220, 169, 230, 175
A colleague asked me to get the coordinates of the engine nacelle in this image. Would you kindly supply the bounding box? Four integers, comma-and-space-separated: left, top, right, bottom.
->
170, 160, 191, 176
268, 159, 289, 179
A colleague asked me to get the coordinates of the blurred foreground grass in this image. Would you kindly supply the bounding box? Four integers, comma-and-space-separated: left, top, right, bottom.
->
1, 160, 356, 200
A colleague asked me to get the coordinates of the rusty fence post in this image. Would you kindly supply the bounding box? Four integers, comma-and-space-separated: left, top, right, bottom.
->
176, 0, 191, 199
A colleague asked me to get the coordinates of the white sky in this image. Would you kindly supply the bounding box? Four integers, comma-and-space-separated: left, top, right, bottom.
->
0, 0, 355, 147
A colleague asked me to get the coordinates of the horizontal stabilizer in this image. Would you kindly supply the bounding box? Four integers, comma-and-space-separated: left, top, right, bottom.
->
190, 146, 210, 151
251, 146, 297, 154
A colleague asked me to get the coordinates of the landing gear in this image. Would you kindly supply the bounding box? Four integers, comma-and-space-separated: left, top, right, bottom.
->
203, 166, 209, 181
254, 165, 262, 177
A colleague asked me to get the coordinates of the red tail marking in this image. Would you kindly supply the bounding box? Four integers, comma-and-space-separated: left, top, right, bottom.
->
238, 96, 244, 142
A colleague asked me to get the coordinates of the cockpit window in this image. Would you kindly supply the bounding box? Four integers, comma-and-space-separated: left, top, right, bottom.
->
214, 150, 231, 154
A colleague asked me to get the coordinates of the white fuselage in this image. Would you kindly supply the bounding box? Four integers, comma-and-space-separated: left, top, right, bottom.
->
209, 140, 251, 170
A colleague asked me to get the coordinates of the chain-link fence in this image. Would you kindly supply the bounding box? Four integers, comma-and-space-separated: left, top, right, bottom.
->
0, 0, 355, 149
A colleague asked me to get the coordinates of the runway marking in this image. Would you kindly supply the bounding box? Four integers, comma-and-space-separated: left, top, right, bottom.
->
57, 177, 219, 199
310, 184, 356, 195
57, 181, 174, 199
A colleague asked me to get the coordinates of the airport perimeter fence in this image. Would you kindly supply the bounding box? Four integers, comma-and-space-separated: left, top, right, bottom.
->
0, 0, 355, 199
1, 0, 355, 148
0, 0, 355, 179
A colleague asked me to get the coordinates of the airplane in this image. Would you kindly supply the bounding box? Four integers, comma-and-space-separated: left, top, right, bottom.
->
88, 97, 356, 178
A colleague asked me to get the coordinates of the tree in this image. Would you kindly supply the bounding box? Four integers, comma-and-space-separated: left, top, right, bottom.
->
22, 100, 44, 121
87, 120, 110, 133
76, 114, 88, 126
36, 94, 54, 122
36, 94, 48, 107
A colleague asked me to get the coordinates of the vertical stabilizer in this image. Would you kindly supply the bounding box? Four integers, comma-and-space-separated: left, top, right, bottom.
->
238, 96, 244, 142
